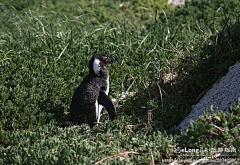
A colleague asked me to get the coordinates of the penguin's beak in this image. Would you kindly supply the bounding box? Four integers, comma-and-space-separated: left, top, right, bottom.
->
105, 56, 118, 63
101, 56, 118, 66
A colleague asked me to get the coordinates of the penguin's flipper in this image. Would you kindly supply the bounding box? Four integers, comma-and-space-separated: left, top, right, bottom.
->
98, 91, 117, 121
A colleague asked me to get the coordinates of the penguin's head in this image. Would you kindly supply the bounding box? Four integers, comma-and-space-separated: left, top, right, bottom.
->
89, 53, 118, 76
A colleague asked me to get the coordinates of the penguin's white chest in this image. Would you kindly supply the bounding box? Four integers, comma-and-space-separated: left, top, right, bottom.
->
105, 77, 109, 95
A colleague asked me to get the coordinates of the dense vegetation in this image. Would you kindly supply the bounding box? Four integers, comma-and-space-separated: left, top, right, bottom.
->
1, 0, 240, 164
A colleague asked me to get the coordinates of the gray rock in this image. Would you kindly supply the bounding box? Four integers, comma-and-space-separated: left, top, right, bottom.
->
178, 60, 240, 130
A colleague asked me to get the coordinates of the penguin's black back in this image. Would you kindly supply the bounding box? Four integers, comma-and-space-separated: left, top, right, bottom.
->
70, 71, 108, 127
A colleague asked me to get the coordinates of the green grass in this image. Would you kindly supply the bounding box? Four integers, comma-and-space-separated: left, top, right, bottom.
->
1, 0, 240, 164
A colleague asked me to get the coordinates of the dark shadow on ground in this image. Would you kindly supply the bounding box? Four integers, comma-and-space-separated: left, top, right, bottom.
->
120, 21, 240, 133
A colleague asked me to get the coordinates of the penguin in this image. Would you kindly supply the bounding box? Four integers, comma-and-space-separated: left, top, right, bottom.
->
68, 53, 117, 128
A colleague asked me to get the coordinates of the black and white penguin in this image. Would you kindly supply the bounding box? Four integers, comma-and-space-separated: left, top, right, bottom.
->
69, 53, 117, 128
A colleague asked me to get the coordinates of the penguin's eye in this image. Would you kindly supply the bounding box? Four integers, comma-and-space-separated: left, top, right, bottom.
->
101, 56, 107, 60
101, 87, 105, 90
